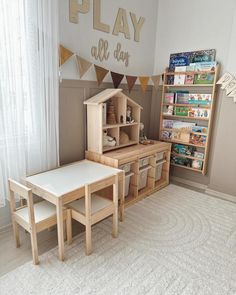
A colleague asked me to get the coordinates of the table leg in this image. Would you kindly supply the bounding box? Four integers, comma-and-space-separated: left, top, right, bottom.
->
119, 171, 125, 222
56, 199, 65, 261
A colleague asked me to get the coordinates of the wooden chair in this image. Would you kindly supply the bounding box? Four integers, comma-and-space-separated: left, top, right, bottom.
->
8, 179, 67, 265
67, 174, 118, 255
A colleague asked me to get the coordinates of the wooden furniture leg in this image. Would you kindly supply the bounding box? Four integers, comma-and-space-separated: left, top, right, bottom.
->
30, 229, 39, 265
119, 171, 125, 222
12, 219, 20, 248
56, 199, 65, 261
112, 174, 119, 238
85, 185, 92, 256
67, 209, 72, 245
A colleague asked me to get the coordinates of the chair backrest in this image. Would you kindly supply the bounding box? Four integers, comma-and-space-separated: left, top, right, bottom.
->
8, 179, 36, 227
88, 174, 118, 194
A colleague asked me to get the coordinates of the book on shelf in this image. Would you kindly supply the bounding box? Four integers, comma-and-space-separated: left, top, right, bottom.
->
175, 92, 189, 104
171, 156, 192, 167
193, 151, 204, 159
171, 129, 190, 143
164, 93, 175, 104
174, 66, 186, 85
185, 65, 195, 84
188, 93, 212, 105
189, 49, 216, 63
172, 121, 196, 129
188, 108, 211, 118
172, 144, 195, 156
102, 103, 107, 125
163, 119, 174, 129
191, 160, 203, 170
161, 131, 172, 140
193, 61, 217, 84
163, 105, 174, 115
191, 126, 208, 134
189, 134, 207, 146
175, 106, 189, 116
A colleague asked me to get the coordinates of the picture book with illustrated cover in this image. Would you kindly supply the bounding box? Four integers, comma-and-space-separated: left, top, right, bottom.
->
189, 134, 206, 146
193, 151, 205, 159
164, 93, 175, 104
161, 131, 172, 140
175, 107, 189, 116
188, 108, 211, 118
171, 156, 192, 167
185, 65, 195, 84
191, 126, 208, 134
172, 144, 195, 156
172, 121, 196, 129
174, 66, 186, 85
193, 61, 217, 84
175, 93, 189, 104
191, 160, 203, 170
188, 93, 212, 105
168, 49, 216, 84
163, 105, 174, 115
163, 120, 174, 129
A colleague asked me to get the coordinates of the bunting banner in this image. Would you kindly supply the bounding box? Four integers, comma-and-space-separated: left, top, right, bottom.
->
126, 75, 137, 93
151, 75, 161, 90
75, 55, 92, 78
139, 76, 150, 93
110, 72, 124, 88
94, 65, 109, 86
59, 44, 166, 94
60, 45, 74, 66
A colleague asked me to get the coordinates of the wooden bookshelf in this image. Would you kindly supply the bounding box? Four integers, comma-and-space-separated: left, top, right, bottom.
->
159, 64, 220, 175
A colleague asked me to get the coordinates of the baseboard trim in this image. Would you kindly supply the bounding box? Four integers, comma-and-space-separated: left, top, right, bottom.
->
0, 223, 12, 233
170, 176, 208, 190
205, 188, 236, 203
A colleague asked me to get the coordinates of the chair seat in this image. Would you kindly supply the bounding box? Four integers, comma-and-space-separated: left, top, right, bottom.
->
68, 194, 113, 215
15, 201, 56, 224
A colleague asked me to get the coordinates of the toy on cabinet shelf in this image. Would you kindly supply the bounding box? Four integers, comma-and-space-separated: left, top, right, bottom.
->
107, 101, 117, 124
126, 105, 135, 123
139, 123, 147, 142
103, 130, 116, 147
119, 131, 129, 145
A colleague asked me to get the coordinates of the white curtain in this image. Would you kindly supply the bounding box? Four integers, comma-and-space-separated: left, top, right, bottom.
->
0, 0, 59, 207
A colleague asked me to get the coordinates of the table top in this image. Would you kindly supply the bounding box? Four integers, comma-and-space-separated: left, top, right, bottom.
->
25, 160, 122, 197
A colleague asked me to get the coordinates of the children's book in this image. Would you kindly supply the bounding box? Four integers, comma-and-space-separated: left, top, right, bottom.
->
193, 61, 217, 84
191, 126, 208, 134
172, 121, 195, 129
193, 151, 205, 159
174, 66, 186, 85
164, 93, 175, 104
161, 131, 172, 140
163, 120, 174, 129
188, 108, 211, 118
172, 144, 194, 156
189, 134, 206, 146
175, 93, 189, 104
163, 105, 174, 115
188, 94, 212, 105
189, 49, 216, 63
175, 107, 189, 116
191, 160, 203, 170
185, 65, 195, 84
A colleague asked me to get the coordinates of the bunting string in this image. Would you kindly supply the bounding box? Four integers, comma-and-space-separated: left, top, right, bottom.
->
59, 44, 162, 93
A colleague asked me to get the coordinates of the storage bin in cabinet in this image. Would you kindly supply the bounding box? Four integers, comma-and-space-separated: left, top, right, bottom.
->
139, 157, 149, 168
119, 163, 131, 173
155, 164, 163, 181
138, 168, 148, 190
125, 172, 134, 197
156, 152, 164, 161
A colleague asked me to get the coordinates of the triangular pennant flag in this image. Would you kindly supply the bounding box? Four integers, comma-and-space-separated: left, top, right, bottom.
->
76, 55, 92, 78
110, 72, 124, 88
151, 75, 161, 90
59, 45, 74, 66
139, 76, 150, 93
94, 65, 109, 86
126, 75, 137, 93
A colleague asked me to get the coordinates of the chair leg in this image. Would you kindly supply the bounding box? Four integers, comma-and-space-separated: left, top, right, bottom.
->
12, 219, 20, 248
66, 209, 72, 245
30, 230, 39, 265
85, 223, 92, 256
112, 209, 118, 238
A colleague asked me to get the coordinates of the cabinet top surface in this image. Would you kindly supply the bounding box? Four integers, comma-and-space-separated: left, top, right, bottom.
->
102, 141, 171, 160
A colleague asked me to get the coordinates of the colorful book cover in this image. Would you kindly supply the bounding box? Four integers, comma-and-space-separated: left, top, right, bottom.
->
188, 94, 212, 105
175, 107, 189, 116
172, 121, 195, 129
175, 93, 189, 104
172, 144, 194, 156
185, 65, 195, 84
191, 126, 208, 134
188, 108, 211, 118
193, 61, 217, 84
161, 131, 172, 140
163, 105, 174, 115
164, 93, 175, 104
189, 49, 216, 63
174, 66, 186, 85
193, 151, 205, 159
163, 120, 174, 129
171, 156, 192, 167
191, 160, 203, 170
189, 134, 206, 146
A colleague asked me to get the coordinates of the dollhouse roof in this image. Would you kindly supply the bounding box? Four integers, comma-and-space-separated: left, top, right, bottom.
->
84, 88, 143, 109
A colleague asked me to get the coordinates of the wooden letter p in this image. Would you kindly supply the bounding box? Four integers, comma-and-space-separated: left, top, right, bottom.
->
69, 0, 90, 24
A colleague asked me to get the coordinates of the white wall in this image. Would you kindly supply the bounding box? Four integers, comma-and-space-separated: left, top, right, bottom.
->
154, 0, 236, 196
59, 0, 159, 81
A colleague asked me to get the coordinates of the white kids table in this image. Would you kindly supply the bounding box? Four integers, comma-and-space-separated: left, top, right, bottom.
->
25, 160, 124, 261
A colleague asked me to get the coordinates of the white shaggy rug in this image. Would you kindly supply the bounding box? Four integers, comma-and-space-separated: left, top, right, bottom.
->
1, 184, 236, 295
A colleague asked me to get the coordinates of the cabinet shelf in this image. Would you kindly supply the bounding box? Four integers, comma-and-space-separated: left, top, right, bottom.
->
103, 140, 138, 152
164, 84, 214, 88
161, 138, 206, 148
165, 70, 215, 76
162, 114, 209, 121
162, 103, 211, 109
103, 122, 139, 129
171, 163, 202, 173
171, 152, 205, 162
161, 128, 208, 137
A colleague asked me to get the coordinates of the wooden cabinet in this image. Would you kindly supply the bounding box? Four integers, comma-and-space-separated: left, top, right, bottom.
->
86, 141, 171, 207
84, 89, 142, 154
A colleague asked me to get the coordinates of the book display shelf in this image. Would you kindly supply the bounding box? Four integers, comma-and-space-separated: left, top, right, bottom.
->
159, 64, 220, 175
